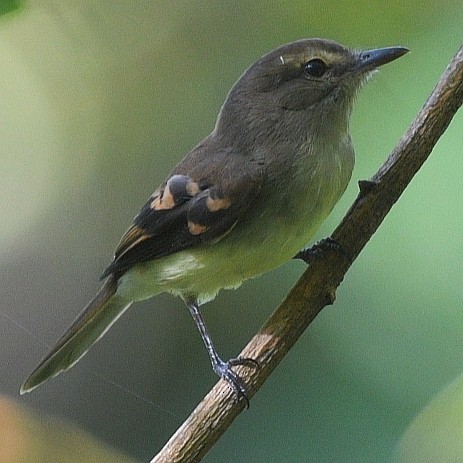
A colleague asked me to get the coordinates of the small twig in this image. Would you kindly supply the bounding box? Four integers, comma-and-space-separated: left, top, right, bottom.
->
150, 44, 463, 463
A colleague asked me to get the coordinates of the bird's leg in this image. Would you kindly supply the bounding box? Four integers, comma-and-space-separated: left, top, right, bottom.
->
186, 300, 258, 408
294, 236, 352, 266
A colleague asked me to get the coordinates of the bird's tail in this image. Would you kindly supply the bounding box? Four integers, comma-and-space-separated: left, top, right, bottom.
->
20, 276, 132, 394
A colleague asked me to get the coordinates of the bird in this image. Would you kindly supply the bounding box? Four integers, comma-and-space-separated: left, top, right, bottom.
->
21, 38, 408, 404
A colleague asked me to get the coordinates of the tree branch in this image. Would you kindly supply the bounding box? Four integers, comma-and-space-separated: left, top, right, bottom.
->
150, 44, 463, 463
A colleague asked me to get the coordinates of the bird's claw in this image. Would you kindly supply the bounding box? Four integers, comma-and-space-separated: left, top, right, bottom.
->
213, 356, 259, 408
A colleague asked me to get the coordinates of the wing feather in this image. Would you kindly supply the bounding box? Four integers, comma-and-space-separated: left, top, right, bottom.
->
101, 166, 262, 279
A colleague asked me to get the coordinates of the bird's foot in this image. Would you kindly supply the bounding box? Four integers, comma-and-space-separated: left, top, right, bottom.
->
212, 356, 259, 408
294, 237, 352, 266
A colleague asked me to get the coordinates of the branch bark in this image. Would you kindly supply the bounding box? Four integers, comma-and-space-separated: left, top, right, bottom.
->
150, 44, 463, 463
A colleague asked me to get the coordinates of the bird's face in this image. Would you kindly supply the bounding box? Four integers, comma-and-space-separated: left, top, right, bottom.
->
223, 39, 362, 115
245, 39, 361, 112
214, 39, 407, 148
227, 39, 407, 114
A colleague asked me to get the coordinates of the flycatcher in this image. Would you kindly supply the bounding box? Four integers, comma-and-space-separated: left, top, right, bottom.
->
21, 39, 408, 403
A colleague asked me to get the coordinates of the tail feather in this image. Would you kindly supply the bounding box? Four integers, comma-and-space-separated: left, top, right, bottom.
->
20, 276, 132, 394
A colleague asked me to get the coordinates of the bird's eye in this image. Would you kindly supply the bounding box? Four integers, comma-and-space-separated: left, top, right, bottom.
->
303, 59, 327, 78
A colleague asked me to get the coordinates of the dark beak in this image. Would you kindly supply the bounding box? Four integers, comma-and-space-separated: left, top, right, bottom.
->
357, 46, 409, 70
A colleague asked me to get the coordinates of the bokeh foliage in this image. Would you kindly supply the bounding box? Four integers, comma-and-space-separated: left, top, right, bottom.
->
1, 1, 462, 462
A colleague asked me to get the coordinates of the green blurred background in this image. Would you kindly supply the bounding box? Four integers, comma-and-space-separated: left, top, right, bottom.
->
1, 1, 462, 462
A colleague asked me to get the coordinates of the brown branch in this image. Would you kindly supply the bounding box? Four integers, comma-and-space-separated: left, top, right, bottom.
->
150, 44, 463, 463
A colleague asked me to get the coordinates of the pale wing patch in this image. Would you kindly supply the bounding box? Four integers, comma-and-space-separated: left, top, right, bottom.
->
186, 180, 201, 196
188, 221, 208, 235
117, 225, 152, 256
187, 192, 232, 236
150, 189, 174, 210
150, 175, 201, 211
206, 196, 231, 212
